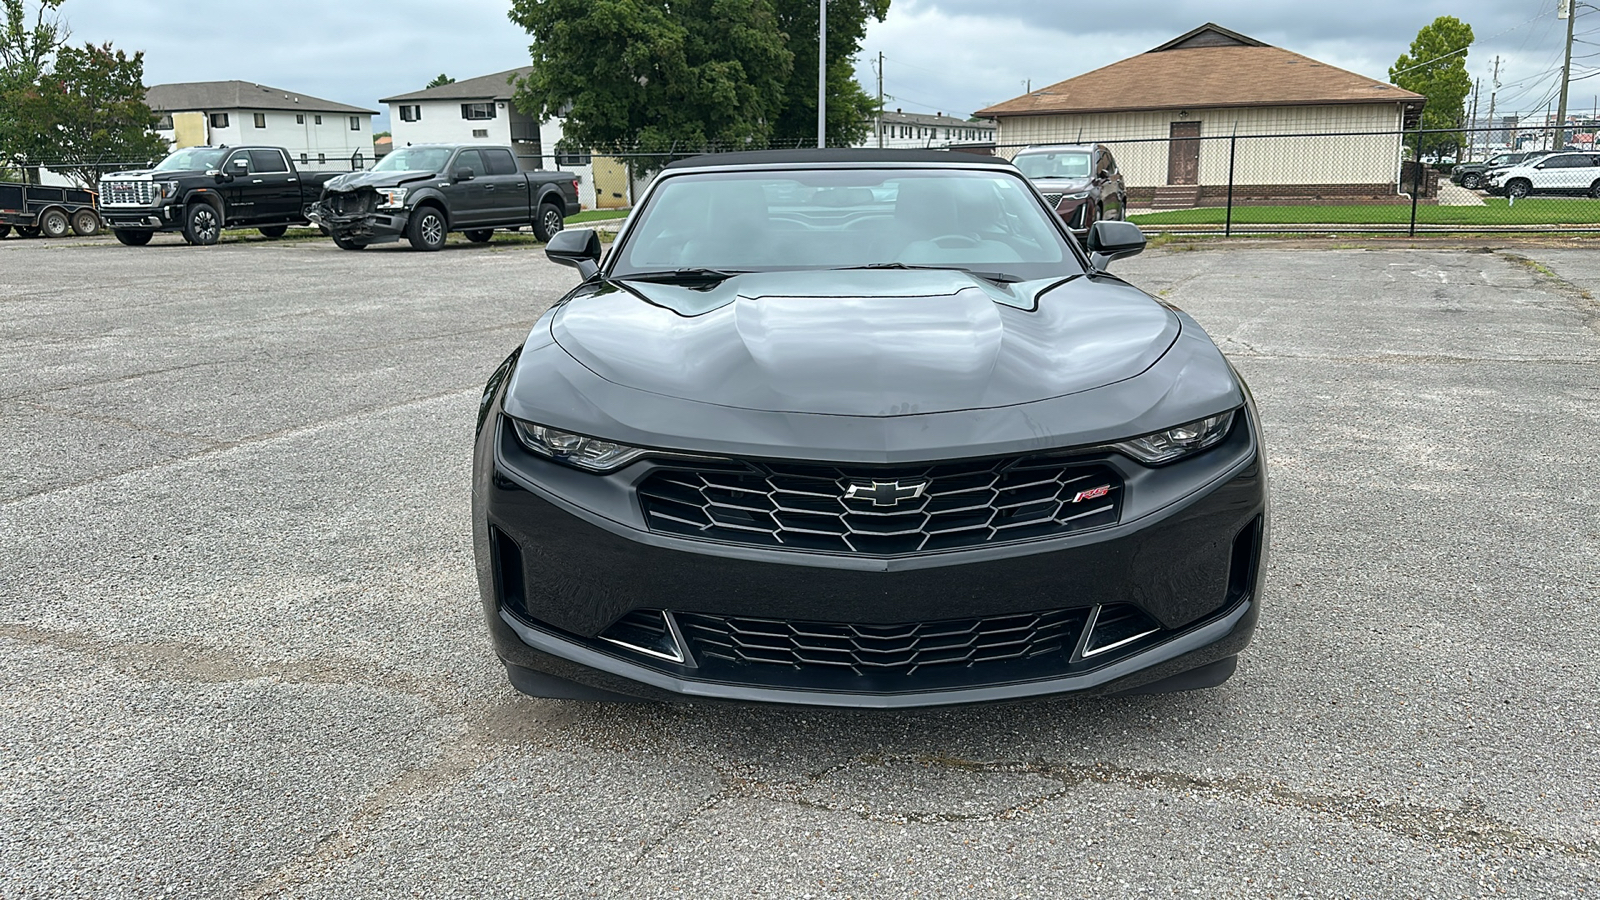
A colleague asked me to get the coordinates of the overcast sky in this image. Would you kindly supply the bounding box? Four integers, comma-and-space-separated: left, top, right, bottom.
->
56, 0, 1596, 130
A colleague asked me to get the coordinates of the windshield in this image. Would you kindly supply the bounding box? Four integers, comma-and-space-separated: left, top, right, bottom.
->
154, 147, 226, 171
611, 168, 1080, 281
1012, 152, 1091, 180
371, 147, 453, 173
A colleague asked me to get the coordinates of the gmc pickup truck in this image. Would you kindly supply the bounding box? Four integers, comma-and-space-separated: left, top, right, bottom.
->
310, 144, 580, 251
99, 146, 339, 246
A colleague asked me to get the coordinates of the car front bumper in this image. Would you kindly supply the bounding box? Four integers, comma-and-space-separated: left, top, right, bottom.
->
473, 401, 1268, 707
308, 200, 409, 243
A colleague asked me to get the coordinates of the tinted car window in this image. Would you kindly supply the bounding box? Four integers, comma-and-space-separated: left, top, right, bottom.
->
484, 149, 518, 176
371, 147, 452, 173
455, 150, 486, 177
248, 149, 288, 173
615, 169, 1080, 281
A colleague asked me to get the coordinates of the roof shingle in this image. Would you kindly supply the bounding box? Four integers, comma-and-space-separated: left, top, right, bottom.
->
146, 81, 376, 115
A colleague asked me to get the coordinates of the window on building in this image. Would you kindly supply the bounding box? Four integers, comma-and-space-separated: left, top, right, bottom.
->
399, 105, 421, 122
210, 113, 229, 128
296, 114, 304, 125
461, 102, 496, 120
253, 113, 266, 128
154, 114, 173, 130
350, 116, 361, 131
555, 145, 592, 166
315, 115, 322, 125
472, 128, 489, 138
300, 153, 308, 164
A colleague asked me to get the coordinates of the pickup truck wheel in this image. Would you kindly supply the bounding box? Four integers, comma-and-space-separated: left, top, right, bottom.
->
407, 206, 447, 251
71, 209, 101, 235
258, 225, 288, 239
40, 208, 71, 238
113, 229, 153, 246
464, 229, 494, 243
184, 204, 222, 245
533, 202, 565, 242
331, 235, 368, 251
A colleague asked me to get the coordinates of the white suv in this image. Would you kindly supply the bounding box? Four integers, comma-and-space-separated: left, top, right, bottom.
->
1486, 151, 1600, 199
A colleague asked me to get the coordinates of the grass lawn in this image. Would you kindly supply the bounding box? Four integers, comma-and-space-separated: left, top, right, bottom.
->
1130, 198, 1600, 227
566, 209, 629, 224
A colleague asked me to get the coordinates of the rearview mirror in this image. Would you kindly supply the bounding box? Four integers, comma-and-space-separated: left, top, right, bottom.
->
1085, 220, 1146, 271
545, 228, 601, 279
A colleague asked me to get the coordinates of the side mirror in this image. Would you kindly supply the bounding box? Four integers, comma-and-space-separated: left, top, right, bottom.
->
545, 228, 601, 279
453, 167, 475, 182
1085, 220, 1146, 271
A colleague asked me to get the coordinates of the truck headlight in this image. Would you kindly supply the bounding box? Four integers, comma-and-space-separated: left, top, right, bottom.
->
376, 188, 407, 209
159, 181, 179, 200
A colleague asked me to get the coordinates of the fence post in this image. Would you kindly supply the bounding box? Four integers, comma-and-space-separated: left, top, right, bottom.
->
1224, 130, 1237, 237
1409, 127, 1422, 237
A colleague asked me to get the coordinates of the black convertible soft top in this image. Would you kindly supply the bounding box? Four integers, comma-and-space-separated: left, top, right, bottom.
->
662, 148, 1014, 170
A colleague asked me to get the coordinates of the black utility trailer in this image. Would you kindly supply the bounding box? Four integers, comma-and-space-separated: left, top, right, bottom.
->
0, 182, 101, 238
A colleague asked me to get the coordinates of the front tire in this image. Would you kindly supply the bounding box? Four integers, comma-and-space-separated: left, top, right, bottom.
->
407, 205, 447, 251
1589, 180, 1600, 199
184, 203, 222, 245
331, 234, 368, 251
533, 202, 565, 242
113, 229, 153, 246
71, 209, 101, 236
258, 225, 288, 238
1462, 172, 1484, 190
464, 229, 493, 243
1506, 179, 1532, 200
40, 208, 70, 238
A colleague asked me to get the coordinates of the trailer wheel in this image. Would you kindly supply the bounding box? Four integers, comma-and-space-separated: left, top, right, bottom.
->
258, 225, 288, 238
16, 226, 40, 238
40, 208, 71, 238
0, 224, 10, 238
71, 209, 101, 236
113, 229, 153, 246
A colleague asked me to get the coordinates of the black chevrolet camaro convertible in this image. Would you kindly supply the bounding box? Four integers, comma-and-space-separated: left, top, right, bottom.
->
472, 149, 1267, 707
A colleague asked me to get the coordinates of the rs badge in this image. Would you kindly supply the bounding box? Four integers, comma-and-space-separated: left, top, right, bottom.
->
1071, 485, 1111, 503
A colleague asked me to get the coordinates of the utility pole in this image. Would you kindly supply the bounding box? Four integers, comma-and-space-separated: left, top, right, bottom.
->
1468, 78, 1480, 160
1557, 0, 1576, 150
817, 0, 827, 149
877, 51, 884, 149
1486, 55, 1500, 149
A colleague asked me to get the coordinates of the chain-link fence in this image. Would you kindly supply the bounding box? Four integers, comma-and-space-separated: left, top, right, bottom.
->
10, 151, 375, 191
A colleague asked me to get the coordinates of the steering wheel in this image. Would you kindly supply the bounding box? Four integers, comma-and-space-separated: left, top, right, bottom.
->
928, 233, 982, 248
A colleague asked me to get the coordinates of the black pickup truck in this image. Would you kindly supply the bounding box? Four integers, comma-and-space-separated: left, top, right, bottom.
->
310, 144, 580, 251
98, 146, 339, 246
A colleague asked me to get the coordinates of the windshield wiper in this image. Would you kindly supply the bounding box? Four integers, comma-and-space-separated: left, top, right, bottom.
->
836, 263, 1024, 284
613, 268, 747, 285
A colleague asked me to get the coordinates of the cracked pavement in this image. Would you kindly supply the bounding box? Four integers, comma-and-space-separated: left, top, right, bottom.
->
1, 233, 1597, 898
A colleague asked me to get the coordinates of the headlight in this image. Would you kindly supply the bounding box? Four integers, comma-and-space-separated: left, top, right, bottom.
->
511, 420, 651, 472
1064, 191, 1090, 200
376, 188, 407, 209
1109, 411, 1236, 465
159, 181, 179, 199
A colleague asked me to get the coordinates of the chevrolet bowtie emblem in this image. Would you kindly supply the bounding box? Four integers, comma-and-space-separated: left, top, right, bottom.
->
843, 479, 930, 507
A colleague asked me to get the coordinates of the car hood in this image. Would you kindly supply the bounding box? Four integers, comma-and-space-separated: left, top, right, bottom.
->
322, 169, 438, 192
104, 168, 204, 180
549, 270, 1179, 416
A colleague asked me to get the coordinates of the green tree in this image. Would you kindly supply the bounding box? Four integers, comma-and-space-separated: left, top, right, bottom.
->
426, 73, 455, 88
1390, 16, 1474, 156
769, 0, 888, 148
0, 0, 67, 176
16, 42, 167, 187
507, 0, 886, 156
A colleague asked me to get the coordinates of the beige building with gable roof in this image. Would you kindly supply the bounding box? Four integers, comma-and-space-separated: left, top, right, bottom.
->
977, 24, 1426, 205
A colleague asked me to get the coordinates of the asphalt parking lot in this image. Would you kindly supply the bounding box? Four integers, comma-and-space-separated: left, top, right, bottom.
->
2, 231, 1598, 898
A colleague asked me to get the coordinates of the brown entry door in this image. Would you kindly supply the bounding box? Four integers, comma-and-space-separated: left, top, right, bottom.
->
1168, 122, 1201, 185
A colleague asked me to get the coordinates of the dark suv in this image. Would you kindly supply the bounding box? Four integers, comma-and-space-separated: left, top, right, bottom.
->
1011, 144, 1127, 235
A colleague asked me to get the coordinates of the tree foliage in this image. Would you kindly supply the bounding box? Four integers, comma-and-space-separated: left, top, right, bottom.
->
0, 0, 163, 186
426, 73, 455, 88
1390, 15, 1474, 155
507, 0, 887, 154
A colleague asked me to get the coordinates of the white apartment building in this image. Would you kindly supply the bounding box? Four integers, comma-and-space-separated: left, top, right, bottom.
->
858, 110, 997, 150
381, 68, 599, 207
146, 81, 378, 171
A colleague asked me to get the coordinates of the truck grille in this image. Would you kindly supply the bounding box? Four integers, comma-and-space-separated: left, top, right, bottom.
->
322, 190, 373, 216
637, 456, 1122, 556
100, 180, 155, 207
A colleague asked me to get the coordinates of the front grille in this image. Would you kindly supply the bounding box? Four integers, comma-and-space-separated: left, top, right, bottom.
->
676, 608, 1091, 677
1042, 192, 1063, 206
637, 456, 1122, 556
323, 190, 373, 216
100, 180, 155, 206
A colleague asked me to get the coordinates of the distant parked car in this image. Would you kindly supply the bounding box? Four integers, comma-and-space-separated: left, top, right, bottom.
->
1485, 152, 1600, 199
1452, 151, 1540, 190
1010, 144, 1127, 235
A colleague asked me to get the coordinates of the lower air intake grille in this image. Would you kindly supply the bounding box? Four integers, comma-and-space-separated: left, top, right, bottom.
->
676, 608, 1090, 677
637, 456, 1122, 556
